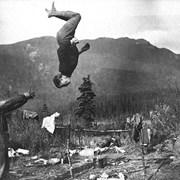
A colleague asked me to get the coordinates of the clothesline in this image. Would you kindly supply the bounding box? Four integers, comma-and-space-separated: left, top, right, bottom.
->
56, 126, 130, 133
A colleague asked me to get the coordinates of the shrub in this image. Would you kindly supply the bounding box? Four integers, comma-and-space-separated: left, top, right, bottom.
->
150, 103, 179, 146
8, 113, 50, 154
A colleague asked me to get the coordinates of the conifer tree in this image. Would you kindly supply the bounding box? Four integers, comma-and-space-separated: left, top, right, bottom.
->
41, 103, 49, 117
74, 75, 96, 127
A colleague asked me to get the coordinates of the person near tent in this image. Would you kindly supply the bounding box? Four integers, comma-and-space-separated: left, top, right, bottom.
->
45, 2, 90, 88
0, 91, 35, 179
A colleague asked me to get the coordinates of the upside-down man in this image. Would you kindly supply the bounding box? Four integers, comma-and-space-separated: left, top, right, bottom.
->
45, 2, 90, 88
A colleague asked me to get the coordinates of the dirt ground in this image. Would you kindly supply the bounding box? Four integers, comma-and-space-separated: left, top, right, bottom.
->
8, 143, 180, 180
73, 146, 180, 180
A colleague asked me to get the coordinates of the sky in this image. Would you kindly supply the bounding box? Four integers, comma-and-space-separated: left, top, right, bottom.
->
1, 0, 180, 53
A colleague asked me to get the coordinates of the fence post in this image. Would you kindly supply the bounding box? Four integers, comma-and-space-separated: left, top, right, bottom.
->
67, 124, 73, 179
140, 129, 146, 180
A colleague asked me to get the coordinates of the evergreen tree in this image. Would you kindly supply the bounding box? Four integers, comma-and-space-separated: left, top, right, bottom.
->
74, 75, 96, 127
41, 103, 49, 117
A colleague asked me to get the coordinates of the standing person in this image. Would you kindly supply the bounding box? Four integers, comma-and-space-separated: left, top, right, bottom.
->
45, 2, 90, 88
0, 91, 35, 180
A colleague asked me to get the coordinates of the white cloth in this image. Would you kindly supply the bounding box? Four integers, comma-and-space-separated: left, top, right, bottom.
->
23, 110, 38, 119
41, 112, 60, 134
8, 148, 16, 157
147, 128, 151, 143
16, 148, 30, 155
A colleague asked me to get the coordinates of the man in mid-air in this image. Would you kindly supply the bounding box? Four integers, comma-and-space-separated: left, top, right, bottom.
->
45, 2, 90, 88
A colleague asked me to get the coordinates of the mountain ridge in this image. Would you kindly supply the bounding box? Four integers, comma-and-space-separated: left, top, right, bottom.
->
0, 36, 180, 111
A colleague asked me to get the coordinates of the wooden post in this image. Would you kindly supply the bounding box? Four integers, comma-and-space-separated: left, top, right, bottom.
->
140, 129, 146, 180
67, 123, 73, 179
78, 129, 81, 147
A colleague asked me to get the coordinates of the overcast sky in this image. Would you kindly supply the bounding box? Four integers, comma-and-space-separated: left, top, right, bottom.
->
1, 0, 180, 53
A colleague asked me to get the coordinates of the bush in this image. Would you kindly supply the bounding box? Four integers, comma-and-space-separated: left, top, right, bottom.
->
150, 103, 179, 146
8, 112, 50, 154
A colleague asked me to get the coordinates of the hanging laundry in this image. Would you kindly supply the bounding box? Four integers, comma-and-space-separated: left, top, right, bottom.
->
41, 112, 60, 134
133, 115, 143, 143
141, 125, 151, 146
133, 121, 142, 143
23, 110, 38, 120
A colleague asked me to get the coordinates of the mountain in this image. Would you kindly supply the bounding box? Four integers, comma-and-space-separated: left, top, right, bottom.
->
0, 36, 180, 111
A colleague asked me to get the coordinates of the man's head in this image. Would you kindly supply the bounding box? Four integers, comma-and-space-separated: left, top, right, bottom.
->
53, 73, 71, 88
53, 73, 62, 88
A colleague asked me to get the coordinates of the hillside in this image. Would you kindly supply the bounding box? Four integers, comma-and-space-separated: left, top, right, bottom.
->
0, 36, 180, 111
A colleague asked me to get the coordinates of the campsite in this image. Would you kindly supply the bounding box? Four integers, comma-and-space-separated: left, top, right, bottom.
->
1, 1, 180, 179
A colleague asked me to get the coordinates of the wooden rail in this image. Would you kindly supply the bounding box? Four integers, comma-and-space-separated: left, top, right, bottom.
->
56, 126, 130, 133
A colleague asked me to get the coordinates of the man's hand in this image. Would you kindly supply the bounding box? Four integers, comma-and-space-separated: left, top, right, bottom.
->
70, 37, 79, 45
24, 91, 35, 99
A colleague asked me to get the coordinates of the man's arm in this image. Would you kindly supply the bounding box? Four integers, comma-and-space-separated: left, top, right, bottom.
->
0, 91, 35, 114
78, 43, 90, 55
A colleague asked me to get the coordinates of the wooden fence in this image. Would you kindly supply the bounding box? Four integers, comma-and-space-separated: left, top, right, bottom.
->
54, 125, 131, 147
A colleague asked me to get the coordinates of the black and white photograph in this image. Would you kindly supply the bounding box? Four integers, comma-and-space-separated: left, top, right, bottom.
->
1, 0, 180, 179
